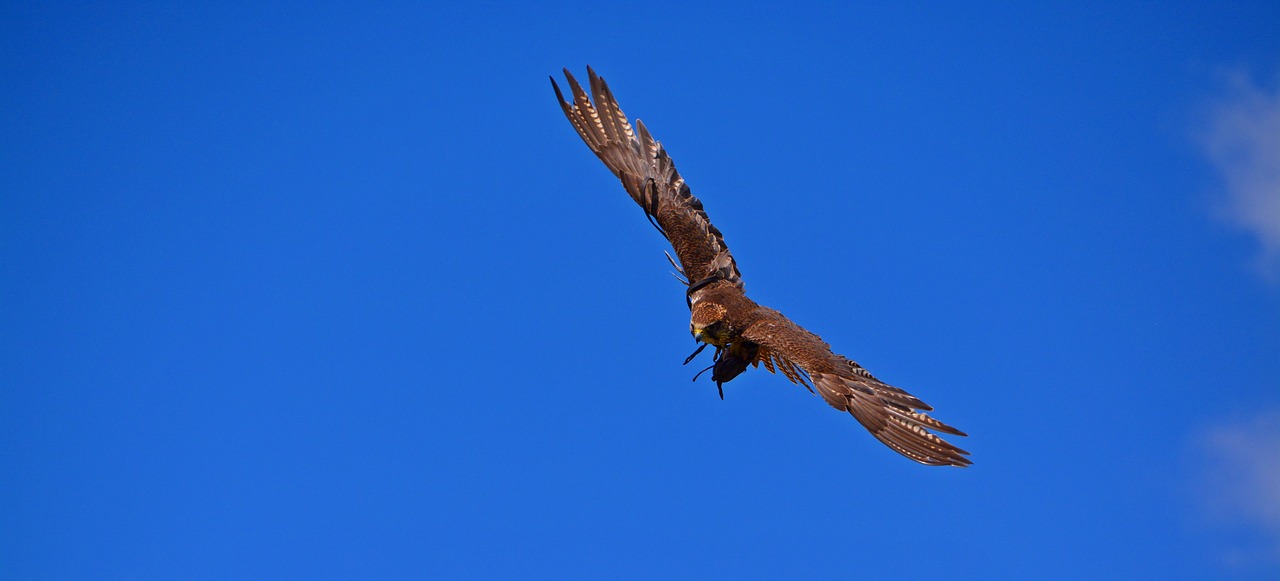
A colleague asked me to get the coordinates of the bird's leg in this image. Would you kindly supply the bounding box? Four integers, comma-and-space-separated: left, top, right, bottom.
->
690, 346, 727, 400
683, 343, 708, 365
690, 346, 724, 381
691, 363, 715, 382
713, 346, 726, 400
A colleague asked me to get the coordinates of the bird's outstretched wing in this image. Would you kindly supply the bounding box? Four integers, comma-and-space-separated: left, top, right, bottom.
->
742, 309, 972, 467
551, 67, 741, 292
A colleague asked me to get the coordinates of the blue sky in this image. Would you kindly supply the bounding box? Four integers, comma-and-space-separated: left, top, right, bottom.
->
3, 1, 1279, 579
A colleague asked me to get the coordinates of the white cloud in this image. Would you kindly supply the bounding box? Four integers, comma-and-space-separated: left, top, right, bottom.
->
1201, 72, 1280, 279
1198, 411, 1280, 568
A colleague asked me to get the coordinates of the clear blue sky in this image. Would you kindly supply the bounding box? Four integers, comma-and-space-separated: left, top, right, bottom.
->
3, 2, 1279, 579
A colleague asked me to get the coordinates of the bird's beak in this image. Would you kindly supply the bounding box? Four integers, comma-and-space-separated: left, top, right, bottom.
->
692, 328, 706, 343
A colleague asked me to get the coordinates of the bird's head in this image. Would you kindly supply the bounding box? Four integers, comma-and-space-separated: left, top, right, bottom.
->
690, 301, 732, 346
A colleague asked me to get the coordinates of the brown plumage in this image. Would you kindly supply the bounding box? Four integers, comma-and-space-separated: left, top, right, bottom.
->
551, 67, 971, 467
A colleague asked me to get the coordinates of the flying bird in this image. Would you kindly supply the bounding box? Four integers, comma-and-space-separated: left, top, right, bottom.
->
551, 67, 971, 467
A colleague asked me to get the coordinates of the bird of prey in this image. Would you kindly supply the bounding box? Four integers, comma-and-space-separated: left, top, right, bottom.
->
551, 67, 971, 467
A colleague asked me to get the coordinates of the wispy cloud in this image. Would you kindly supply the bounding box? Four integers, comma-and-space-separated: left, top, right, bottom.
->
1200, 71, 1280, 279
1197, 411, 1280, 569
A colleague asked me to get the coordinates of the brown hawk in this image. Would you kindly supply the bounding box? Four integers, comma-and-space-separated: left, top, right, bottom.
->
552, 67, 971, 467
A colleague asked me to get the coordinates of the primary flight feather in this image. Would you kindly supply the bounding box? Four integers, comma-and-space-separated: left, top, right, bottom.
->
552, 67, 971, 467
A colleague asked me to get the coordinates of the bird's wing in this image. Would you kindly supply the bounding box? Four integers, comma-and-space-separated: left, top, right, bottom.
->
551, 67, 741, 292
742, 309, 972, 467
